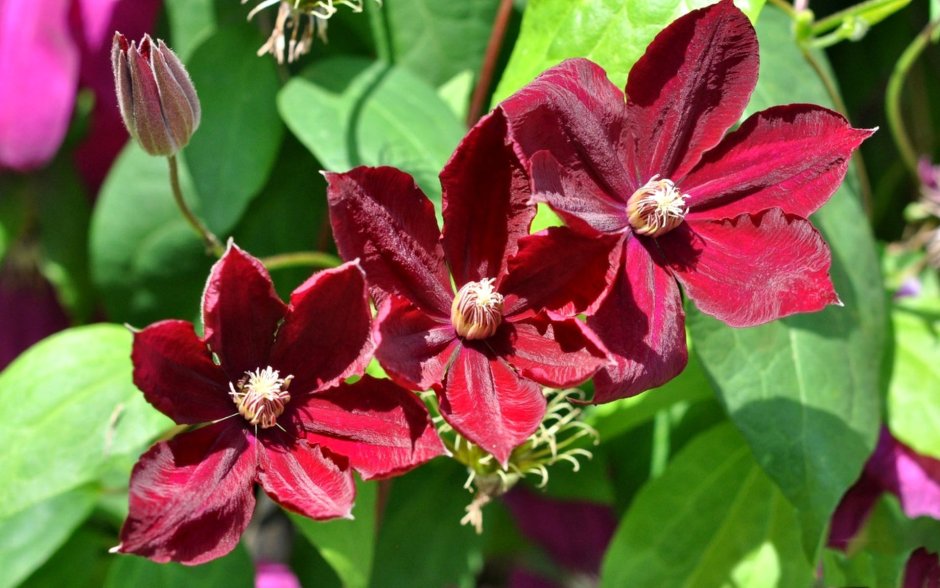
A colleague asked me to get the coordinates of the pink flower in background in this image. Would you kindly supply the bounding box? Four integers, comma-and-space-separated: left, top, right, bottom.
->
0, 0, 159, 186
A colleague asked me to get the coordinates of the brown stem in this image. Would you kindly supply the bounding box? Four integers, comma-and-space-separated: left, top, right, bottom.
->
466, 0, 514, 128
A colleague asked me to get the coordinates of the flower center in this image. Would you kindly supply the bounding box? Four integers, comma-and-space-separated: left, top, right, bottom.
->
626, 176, 690, 237
451, 278, 504, 340
229, 367, 293, 429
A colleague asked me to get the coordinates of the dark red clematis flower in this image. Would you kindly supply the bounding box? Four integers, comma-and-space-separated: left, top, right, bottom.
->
325, 110, 611, 465
113, 243, 444, 565
497, 0, 874, 402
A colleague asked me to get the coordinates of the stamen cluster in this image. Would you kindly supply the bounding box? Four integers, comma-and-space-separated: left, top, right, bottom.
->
626, 176, 690, 237
450, 278, 505, 340
229, 367, 293, 429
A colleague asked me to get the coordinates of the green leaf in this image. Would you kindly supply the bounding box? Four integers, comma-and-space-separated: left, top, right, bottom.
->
0, 324, 172, 519
278, 57, 466, 208
887, 307, 940, 459
291, 477, 376, 588
600, 424, 814, 588
382, 0, 499, 87
493, 0, 765, 103
21, 526, 115, 588
371, 460, 484, 587
0, 487, 96, 588
103, 545, 253, 588
184, 25, 284, 235
687, 7, 884, 555
90, 143, 212, 325
164, 0, 216, 60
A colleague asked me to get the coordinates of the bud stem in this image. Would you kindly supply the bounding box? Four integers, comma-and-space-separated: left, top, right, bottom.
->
167, 155, 224, 257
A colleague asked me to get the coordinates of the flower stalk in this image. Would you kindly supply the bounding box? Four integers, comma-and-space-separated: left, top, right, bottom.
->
167, 155, 224, 257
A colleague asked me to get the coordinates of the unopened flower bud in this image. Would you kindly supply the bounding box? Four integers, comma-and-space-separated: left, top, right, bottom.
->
111, 33, 200, 156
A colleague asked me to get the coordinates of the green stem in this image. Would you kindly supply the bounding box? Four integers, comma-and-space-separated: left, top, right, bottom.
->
886, 19, 940, 175
167, 155, 224, 257
259, 250, 342, 271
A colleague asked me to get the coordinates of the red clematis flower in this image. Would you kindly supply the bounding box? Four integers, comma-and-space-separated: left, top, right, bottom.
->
498, 0, 874, 402
325, 111, 611, 465
113, 244, 443, 565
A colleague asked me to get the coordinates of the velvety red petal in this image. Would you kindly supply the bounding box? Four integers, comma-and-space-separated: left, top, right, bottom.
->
663, 210, 839, 327
325, 167, 453, 318
588, 237, 688, 403
529, 150, 630, 235
624, 0, 758, 181
441, 109, 534, 285
202, 243, 286, 381
500, 227, 621, 317
270, 262, 374, 395
294, 376, 445, 480
115, 423, 257, 565
258, 435, 355, 520
374, 296, 460, 391
499, 57, 634, 203
442, 345, 546, 466
132, 320, 233, 424
682, 104, 874, 219
494, 316, 607, 388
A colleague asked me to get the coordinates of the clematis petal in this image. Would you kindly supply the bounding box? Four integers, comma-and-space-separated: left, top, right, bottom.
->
115, 423, 257, 565
624, 0, 759, 181
528, 150, 629, 235
500, 226, 620, 317
270, 262, 374, 395
441, 109, 534, 285
295, 376, 445, 480
682, 104, 874, 219
0, 0, 79, 170
499, 57, 634, 199
662, 210, 838, 327
493, 316, 607, 388
258, 435, 355, 520
325, 167, 453, 317
588, 237, 687, 403
202, 243, 286, 381
867, 428, 940, 521
374, 295, 460, 391
442, 345, 546, 466
132, 320, 234, 424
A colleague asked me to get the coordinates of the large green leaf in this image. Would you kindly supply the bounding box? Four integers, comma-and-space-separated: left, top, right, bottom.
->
887, 307, 940, 459
382, 0, 499, 87
600, 424, 813, 587
90, 143, 212, 325
103, 545, 253, 588
21, 526, 115, 588
164, 0, 215, 60
370, 460, 485, 587
0, 325, 171, 519
291, 478, 377, 588
184, 25, 284, 235
278, 57, 465, 208
0, 487, 96, 588
687, 7, 883, 554
493, 0, 765, 103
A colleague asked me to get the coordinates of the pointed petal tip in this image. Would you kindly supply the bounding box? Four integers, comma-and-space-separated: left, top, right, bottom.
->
124, 322, 141, 334
108, 544, 122, 554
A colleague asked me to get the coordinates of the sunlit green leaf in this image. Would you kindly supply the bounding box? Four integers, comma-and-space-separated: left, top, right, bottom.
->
493, 0, 765, 103
687, 8, 884, 555
887, 307, 940, 459
600, 424, 813, 587
164, 0, 215, 60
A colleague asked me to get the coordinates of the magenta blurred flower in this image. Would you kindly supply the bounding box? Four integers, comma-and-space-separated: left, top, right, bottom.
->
255, 561, 301, 588
829, 428, 940, 550
326, 111, 610, 465
113, 244, 443, 564
919, 157, 940, 215
904, 548, 940, 588
0, 0, 158, 182
0, 263, 70, 370
498, 0, 872, 402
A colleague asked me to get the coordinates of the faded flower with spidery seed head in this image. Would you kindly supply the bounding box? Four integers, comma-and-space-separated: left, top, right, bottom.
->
111, 32, 200, 156
498, 0, 874, 403
112, 243, 443, 565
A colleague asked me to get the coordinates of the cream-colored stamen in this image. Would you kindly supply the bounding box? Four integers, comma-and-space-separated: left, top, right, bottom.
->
229, 367, 292, 429
626, 176, 690, 237
451, 278, 504, 340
